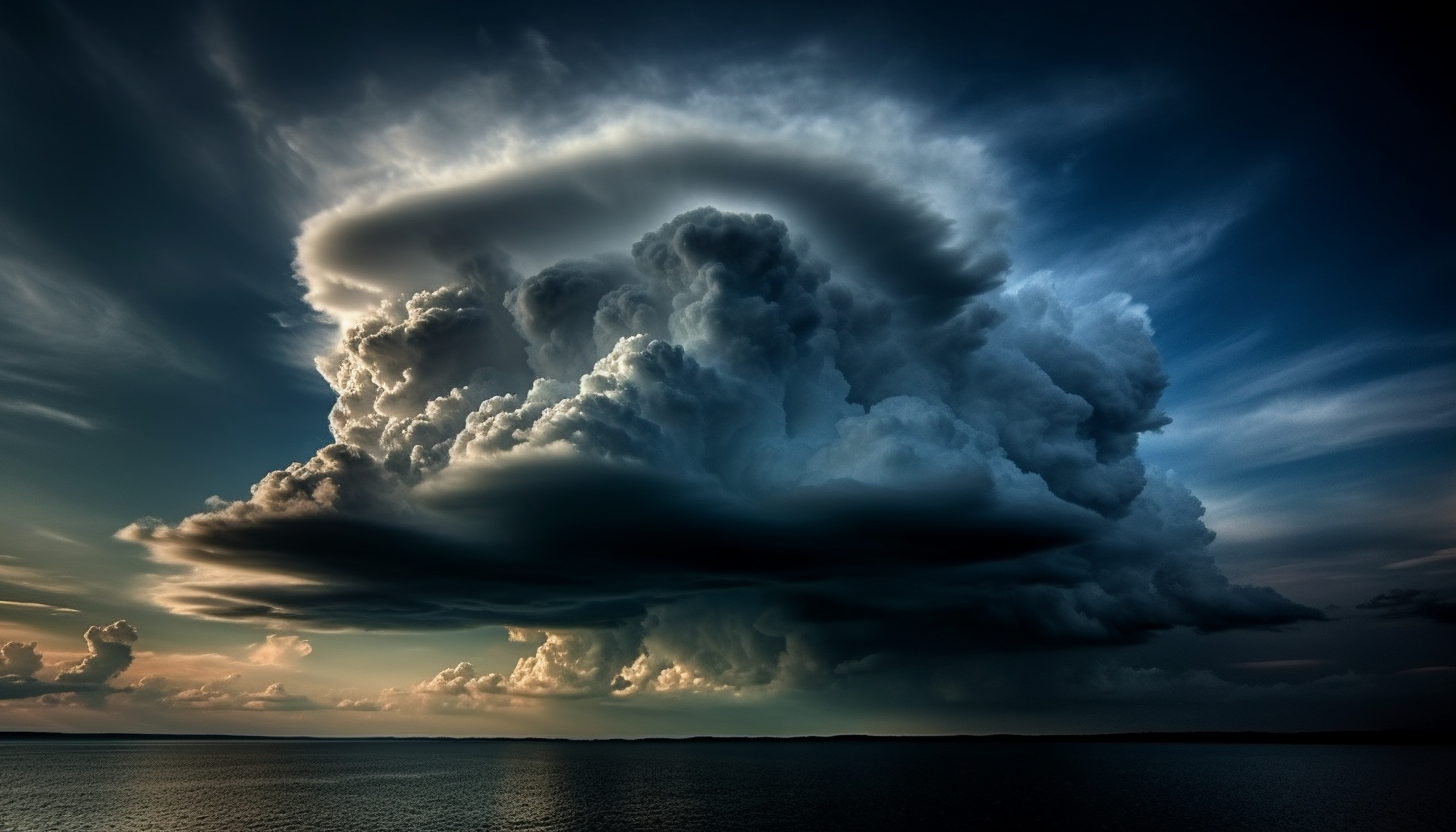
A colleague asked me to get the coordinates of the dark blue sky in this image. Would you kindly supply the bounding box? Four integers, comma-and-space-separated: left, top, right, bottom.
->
0, 1, 1451, 735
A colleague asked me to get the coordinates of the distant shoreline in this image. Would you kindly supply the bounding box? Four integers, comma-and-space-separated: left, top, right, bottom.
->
3, 730, 1451, 745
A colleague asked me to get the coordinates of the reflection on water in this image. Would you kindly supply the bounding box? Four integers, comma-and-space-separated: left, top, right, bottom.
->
0, 739, 1451, 831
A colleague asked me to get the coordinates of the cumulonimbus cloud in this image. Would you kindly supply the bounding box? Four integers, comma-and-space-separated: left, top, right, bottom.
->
120, 123, 1319, 697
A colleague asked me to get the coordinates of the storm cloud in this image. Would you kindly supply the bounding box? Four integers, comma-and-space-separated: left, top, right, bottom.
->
121, 132, 1319, 696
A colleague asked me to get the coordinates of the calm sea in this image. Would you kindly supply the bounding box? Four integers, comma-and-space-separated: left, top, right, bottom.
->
0, 739, 1451, 831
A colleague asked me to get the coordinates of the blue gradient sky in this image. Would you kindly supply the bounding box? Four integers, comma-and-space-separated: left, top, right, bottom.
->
0, 1, 1451, 736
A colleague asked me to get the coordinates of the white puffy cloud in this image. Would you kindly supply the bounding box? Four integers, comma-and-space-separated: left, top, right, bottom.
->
131, 674, 324, 711
247, 634, 313, 666
413, 629, 642, 705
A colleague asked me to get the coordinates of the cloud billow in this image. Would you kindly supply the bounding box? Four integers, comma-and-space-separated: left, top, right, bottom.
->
120, 137, 1319, 695
0, 621, 138, 704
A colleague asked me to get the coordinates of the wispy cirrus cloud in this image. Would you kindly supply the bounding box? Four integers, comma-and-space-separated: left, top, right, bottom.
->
0, 600, 79, 614
0, 252, 206, 381
1385, 548, 1456, 570
0, 400, 97, 431
0, 556, 86, 597
0, 239, 211, 439
1015, 166, 1280, 302
1148, 334, 1456, 473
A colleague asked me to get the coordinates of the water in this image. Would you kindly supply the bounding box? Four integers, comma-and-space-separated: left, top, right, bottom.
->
1, 739, 1451, 831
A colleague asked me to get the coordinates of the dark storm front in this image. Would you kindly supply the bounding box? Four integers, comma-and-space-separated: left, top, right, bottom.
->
1, 740, 1451, 831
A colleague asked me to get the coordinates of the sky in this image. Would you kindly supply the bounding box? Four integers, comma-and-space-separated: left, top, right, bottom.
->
0, 1, 1452, 737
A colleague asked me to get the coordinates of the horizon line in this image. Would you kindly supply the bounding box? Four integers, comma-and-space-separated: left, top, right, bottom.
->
3, 729, 1451, 745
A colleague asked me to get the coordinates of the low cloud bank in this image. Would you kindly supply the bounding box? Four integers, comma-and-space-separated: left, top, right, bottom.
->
128, 674, 324, 711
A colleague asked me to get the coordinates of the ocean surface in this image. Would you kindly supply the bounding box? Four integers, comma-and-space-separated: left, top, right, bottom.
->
1, 739, 1451, 831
